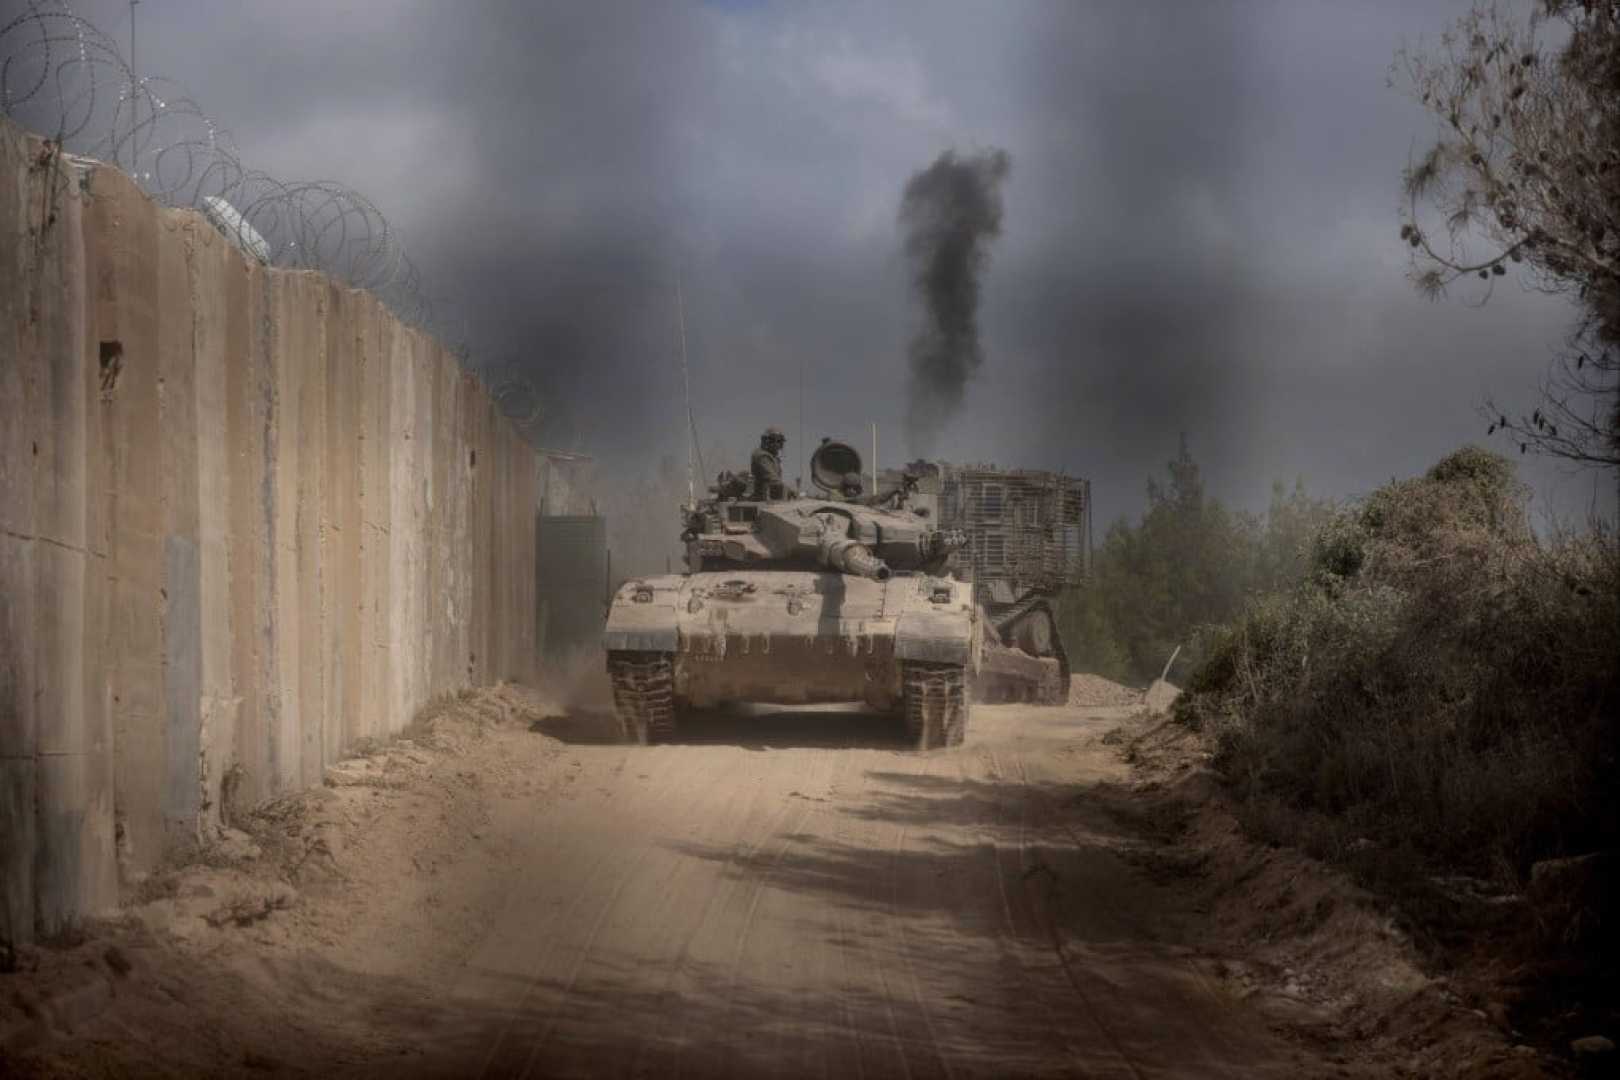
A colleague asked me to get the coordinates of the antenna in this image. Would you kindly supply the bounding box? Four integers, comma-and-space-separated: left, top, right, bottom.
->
676, 269, 695, 510
797, 356, 804, 493
871, 422, 878, 499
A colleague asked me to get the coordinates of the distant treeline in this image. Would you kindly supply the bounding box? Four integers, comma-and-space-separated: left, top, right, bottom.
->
1059, 436, 1334, 687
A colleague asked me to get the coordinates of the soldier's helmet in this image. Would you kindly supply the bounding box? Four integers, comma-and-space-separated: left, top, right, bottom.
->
762, 426, 786, 449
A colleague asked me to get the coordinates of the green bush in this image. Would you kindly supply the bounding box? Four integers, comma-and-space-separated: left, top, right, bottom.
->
1066, 436, 1334, 685
1177, 447, 1620, 887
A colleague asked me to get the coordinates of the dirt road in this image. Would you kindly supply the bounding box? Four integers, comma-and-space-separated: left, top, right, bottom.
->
366, 699, 1326, 1078
6, 695, 1358, 1078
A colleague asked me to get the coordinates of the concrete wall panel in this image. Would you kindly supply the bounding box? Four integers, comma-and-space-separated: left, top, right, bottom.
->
385, 319, 414, 735
73, 164, 118, 927
292, 274, 327, 790
427, 348, 450, 691
0, 132, 40, 944
405, 333, 430, 720
224, 257, 269, 813
0, 535, 35, 945
158, 208, 201, 854
358, 296, 392, 745
323, 283, 362, 765
91, 166, 166, 888
466, 392, 492, 687
189, 220, 236, 834
26, 143, 114, 934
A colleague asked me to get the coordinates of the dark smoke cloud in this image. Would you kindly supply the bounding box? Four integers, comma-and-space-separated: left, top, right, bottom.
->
899, 148, 1010, 456
51, 0, 1609, 530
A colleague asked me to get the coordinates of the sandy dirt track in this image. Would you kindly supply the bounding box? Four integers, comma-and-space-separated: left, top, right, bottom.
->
443, 703, 1317, 1079
5, 696, 1370, 1078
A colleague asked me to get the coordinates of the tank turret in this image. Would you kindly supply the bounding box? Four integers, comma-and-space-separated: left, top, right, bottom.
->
679, 440, 965, 579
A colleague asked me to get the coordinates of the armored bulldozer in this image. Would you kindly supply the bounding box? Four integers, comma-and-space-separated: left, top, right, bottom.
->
602, 439, 980, 748
875, 461, 1089, 705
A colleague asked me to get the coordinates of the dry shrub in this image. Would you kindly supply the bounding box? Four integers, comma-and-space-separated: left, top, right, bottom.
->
1177, 447, 1619, 906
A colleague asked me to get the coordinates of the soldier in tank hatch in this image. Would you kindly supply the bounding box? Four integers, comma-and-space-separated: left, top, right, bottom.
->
751, 426, 786, 500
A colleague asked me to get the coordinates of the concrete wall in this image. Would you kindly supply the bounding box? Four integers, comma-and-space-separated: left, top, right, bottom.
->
0, 121, 540, 944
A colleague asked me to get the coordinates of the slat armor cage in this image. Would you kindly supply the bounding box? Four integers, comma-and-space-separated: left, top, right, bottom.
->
884, 463, 1092, 608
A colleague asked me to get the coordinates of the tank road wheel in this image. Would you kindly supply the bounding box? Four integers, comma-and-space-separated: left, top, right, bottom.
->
607, 652, 678, 745
902, 662, 969, 750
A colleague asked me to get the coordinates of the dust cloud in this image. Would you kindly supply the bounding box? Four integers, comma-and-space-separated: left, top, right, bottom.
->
592, 439, 740, 582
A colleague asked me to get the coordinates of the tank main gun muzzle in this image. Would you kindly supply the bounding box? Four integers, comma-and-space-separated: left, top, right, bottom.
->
819, 537, 892, 580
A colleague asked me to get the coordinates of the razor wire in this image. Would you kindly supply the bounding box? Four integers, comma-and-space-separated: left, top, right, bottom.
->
0, 0, 557, 437
0, 0, 434, 328
486, 359, 544, 440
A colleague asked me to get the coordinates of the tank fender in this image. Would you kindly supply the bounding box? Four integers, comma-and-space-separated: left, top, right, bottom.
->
603, 625, 678, 652
894, 611, 974, 664
603, 577, 682, 652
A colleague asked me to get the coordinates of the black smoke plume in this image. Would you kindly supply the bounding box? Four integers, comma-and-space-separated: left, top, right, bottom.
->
899, 148, 1011, 455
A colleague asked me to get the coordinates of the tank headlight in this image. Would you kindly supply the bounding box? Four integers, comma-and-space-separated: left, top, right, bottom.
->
633, 586, 654, 603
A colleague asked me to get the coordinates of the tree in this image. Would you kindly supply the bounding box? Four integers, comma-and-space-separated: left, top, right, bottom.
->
1071, 437, 1252, 683
1253, 479, 1337, 593
1062, 438, 1337, 686
1394, 1, 1620, 469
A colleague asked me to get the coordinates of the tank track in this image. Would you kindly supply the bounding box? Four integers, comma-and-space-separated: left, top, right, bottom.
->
902, 661, 968, 750
607, 652, 678, 744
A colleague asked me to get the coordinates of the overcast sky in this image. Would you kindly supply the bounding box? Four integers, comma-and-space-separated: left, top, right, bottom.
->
37, 0, 1616, 530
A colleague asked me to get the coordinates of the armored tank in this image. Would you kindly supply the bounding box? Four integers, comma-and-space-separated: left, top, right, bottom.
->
602, 439, 978, 748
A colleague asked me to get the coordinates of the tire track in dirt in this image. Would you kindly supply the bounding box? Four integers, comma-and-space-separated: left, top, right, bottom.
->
672, 749, 839, 1078
883, 752, 957, 1080
1006, 747, 1150, 1080
708, 748, 847, 1079
1008, 745, 1293, 1076
623, 744, 810, 1076
971, 742, 1091, 1073
826, 758, 912, 1080
471, 744, 730, 1077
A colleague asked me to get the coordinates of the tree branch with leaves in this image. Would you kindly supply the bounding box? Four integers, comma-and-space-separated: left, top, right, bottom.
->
1394, 0, 1620, 468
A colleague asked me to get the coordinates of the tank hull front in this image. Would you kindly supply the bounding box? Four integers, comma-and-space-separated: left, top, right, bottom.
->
603, 570, 976, 710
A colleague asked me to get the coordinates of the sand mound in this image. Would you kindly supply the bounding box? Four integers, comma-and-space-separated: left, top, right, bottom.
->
1068, 673, 1143, 708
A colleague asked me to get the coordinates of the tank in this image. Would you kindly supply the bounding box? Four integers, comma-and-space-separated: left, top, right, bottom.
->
602, 439, 979, 748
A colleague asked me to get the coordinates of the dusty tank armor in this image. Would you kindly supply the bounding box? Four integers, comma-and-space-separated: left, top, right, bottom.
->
603, 438, 998, 748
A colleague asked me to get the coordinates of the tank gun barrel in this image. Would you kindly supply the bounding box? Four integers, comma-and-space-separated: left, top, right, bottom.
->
819, 537, 891, 580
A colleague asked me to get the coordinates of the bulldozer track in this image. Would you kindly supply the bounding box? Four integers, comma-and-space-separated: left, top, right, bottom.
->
988, 597, 1070, 705
607, 651, 679, 744
988, 591, 1050, 639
